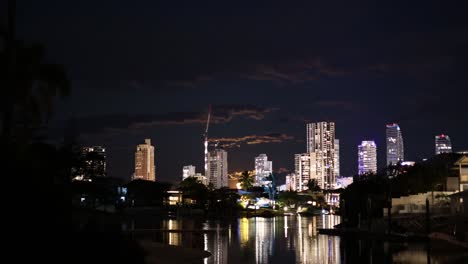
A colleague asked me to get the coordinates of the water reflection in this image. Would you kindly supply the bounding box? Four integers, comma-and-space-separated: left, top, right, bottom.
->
223, 215, 341, 264
124, 215, 458, 264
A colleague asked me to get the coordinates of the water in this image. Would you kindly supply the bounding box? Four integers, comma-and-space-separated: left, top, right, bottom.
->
123, 215, 459, 264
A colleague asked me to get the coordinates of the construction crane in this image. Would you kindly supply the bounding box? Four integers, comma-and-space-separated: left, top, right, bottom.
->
204, 105, 212, 177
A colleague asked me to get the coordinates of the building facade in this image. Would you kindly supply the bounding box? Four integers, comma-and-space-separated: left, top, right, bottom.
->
435, 134, 452, 155
455, 156, 468, 192
306, 122, 336, 189
334, 139, 340, 178
386, 123, 404, 166
254, 154, 273, 186
294, 153, 317, 191
207, 148, 228, 189
192, 173, 209, 186
358, 140, 377, 175
182, 165, 196, 180
134, 139, 156, 181
285, 173, 297, 191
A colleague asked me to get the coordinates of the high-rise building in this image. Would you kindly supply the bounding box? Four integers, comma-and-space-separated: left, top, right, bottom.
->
207, 148, 228, 189
306, 122, 336, 189
254, 154, 273, 186
134, 139, 156, 181
386, 123, 404, 166
334, 139, 340, 178
294, 153, 317, 191
73, 146, 107, 180
182, 165, 196, 180
435, 134, 452, 155
285, 173, 297, 191
358, 140, 377, 175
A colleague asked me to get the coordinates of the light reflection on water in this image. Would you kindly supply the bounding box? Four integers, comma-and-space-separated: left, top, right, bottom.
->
126, 215, 450, 264
155, 215, 341, 264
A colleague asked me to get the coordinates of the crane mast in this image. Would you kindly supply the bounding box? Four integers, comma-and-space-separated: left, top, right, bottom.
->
204, 105, 211, 177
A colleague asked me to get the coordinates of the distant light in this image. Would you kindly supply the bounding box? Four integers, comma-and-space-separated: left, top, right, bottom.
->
284, 206, 288, 211
401, 161, 415, 166
81, 197, 85, 202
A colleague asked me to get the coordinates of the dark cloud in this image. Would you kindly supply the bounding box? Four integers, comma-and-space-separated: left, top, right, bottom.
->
276, 167, 290, 174
73, 105, 277, 135
210, 133, 294, 148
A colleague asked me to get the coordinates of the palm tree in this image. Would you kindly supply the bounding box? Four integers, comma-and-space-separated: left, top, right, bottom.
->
239, 170, 253, 191
1, 0, 70, 140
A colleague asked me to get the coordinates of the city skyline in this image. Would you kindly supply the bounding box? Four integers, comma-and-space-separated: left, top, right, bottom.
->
86, 120, 462, 182
14, 2, 468, 182
79, 119, 462, 183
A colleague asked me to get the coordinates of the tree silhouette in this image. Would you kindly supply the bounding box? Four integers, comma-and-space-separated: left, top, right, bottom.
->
179, 177, 209, 207
307, 179, 321, 192
239, 170, 254, 190
1, 1, 70, 141
1, 41, 70, 140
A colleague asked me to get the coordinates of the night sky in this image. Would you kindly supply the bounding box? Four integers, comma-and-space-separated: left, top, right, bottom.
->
9, 1, 468, 183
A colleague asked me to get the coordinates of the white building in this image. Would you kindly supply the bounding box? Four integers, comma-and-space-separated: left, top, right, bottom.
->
182, 165, 196, 180
254, 154, 273, 186
435, 134, 452, 155
307, 122, 336, 189
207, 148, 228, 189
193, 173, 209, 186
358, 140, 377, 175
294, 153, 317, 191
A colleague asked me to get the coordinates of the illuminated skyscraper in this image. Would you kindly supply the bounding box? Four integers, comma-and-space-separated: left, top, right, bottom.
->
306, 122, 336, 189
435, 134, 452, 155
134, 139, 156, 181
207, 147, 228, 189
254, 154, 273, 186
294, 153, 317, 191
358, 140, 377, 175
386, 123, 404, 166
